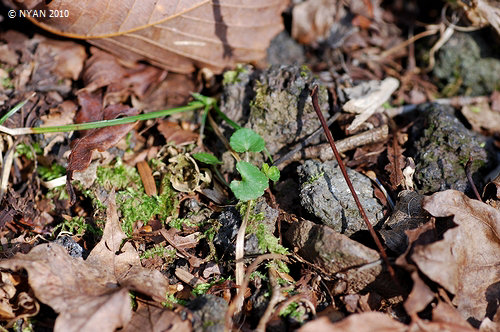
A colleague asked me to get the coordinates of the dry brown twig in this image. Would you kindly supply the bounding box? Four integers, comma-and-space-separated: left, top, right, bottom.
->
310, 85, 396, 281
225, 254, 289, 332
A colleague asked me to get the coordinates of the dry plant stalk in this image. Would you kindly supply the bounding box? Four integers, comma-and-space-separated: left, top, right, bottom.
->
310, 86, 396, 280
225, 254, 289, 332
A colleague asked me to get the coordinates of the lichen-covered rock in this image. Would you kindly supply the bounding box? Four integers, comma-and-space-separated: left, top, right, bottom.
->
247, 65, 329, 155
298, 160, 383, 236
220, 65, 329, 156
214, 197, 279, 256
433, 32, 500, 96
413, 104, 492, 194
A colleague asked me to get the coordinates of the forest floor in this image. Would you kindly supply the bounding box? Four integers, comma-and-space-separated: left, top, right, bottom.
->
0, 1, 500, 331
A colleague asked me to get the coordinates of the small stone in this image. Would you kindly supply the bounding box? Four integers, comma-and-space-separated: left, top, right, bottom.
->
220, 65, 330, 157
266, 31, 306, 66
298, 160, 383, 236
54, 236, 84, 258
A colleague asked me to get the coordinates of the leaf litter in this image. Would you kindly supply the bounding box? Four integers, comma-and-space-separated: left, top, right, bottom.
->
2, 0, 500, 331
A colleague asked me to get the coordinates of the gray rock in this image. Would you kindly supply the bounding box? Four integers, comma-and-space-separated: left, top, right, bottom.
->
298, 160, 383, 236
246, 65, 329, 156
413, 104, 493, 194
433, 32, 500, 96
54, 235, 85, 258
187, 294, 227, 332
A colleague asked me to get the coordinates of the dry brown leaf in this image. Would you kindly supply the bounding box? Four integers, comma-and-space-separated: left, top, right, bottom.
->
461, 100, 500, 135
67, 104, 139, 203
0, 192, 171, 332
122, 302, 192, 332
403, 271, 435, 317
6, 0, 288, 74
414, 190, 500, 322
298, 313, 406, 332
292, 0, 341, 44
158, 120, 199, 146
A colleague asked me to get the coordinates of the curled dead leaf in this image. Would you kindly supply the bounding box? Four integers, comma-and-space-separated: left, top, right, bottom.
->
168, 153, 211, 193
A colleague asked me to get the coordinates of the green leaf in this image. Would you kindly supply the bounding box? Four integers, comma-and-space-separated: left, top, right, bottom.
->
230, 128, 265, 153
262, 163, 280, 182
192, 152, 223, 165
230, 161, 269, 201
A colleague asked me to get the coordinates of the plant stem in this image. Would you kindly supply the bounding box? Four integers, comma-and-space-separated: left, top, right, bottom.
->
0, 101, 205, 136
310, 85, 396, 280
0, 92, 36, 125
234, 200, 252, 315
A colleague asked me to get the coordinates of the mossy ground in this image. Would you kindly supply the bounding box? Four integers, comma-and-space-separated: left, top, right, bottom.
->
79, 158, 178, 236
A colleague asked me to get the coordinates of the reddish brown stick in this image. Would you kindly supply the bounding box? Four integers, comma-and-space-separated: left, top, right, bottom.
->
310, 86, 396, 280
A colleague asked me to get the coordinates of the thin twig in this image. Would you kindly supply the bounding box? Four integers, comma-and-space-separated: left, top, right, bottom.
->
255, 268, 283, 332
273, 113, 340, 167
310, 85, 396, 280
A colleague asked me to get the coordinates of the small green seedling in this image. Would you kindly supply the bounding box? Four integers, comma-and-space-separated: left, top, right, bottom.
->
230, 161, 269, 201
227, 128, 280, 201
261, 163, 280, 182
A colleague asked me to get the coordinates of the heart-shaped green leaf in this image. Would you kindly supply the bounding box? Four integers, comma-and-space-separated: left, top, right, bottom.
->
230, 161, 269, 201
192, 152, 223, 165
229, 128, 265, 153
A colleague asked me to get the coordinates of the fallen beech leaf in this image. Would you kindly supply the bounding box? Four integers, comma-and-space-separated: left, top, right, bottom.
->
34, 38, 86, 81
6, 0, 288, 74
461, 100, 500, 135
415, 190, 500, 322
403, 271, 435, 317
298, 313, 406, 332
0, 192, 171, 332
81, 48, 167, 107
430, 301, 476, 331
